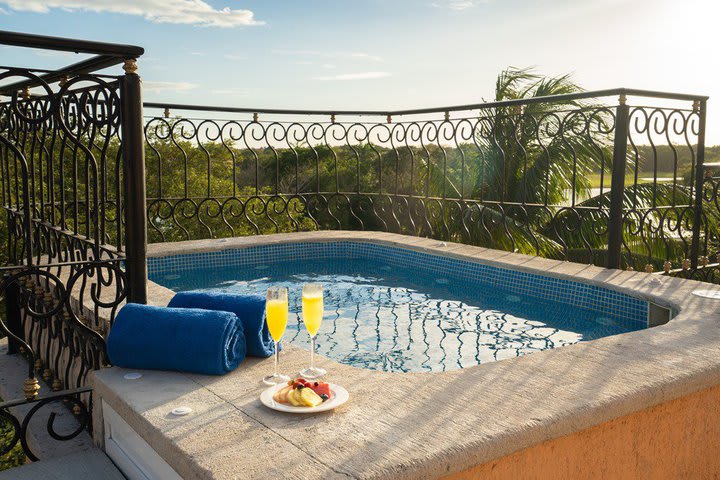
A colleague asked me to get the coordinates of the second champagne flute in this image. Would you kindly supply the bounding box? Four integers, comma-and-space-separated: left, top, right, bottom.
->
300, 283, 326, 379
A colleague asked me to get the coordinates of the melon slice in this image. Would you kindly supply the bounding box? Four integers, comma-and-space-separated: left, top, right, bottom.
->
287, 388, 303, 406
310, 382, 331, 398
297, 387, 323, 407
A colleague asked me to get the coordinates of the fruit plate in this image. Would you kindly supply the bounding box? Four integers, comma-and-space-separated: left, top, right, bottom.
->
260, 383, 349, 413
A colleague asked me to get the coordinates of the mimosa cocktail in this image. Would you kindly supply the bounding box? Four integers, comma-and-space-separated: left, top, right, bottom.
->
302, 292, 323, 336
300, 283, 326, 379
266, 298, 288, 341
263, 287, 291, 385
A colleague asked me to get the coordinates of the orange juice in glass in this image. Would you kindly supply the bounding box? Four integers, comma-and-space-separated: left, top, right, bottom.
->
300, 283, 326, 379
263, 287, 291, 385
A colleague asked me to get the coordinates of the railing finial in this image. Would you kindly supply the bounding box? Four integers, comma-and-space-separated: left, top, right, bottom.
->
164, 107, 170, 118
122, 58, 138, 75
618, 93, 627, 105
20, 86, 30, 100
386, 114, 392, 124
692, 100, 700, 113
58, 75, 69, 87
444, 111, 450, 122
331, 114, 336, 124
23, 377, 40, 400
253, 112, 259, 123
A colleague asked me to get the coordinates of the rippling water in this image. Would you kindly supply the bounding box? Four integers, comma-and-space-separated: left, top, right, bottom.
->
151, 258, 643, 372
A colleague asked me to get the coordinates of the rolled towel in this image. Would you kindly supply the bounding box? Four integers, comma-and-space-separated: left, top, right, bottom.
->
168, 291, 275, 358
107, 303, 246, 375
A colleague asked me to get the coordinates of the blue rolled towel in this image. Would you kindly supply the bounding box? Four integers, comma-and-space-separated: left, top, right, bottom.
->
107, 303, 246, 375
168, 291, 275, 358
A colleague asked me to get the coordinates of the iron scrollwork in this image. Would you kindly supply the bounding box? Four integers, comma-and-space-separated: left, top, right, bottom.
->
0, 387, 92, 462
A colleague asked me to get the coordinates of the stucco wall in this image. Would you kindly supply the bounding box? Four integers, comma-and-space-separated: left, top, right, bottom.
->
445, 383, 720, 480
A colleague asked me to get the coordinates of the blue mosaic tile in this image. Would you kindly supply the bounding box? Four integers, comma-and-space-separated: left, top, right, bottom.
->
149, 241, 648, 326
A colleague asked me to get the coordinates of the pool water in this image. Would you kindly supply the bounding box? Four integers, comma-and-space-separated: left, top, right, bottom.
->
151, 256, 646, 373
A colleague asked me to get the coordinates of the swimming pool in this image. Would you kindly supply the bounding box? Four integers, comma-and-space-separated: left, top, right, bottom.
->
149, 241, 649, 373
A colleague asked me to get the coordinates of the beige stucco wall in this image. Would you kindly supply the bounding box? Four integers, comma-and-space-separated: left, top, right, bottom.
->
445, 383, 720, 480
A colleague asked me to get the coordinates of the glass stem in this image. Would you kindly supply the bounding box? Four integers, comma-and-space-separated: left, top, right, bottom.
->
273, 340, 279, 376
310, 337, 315, 370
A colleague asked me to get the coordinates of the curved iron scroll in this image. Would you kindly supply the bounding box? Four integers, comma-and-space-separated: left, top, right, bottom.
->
0, 387, 91, 462
0, 261, 127, 397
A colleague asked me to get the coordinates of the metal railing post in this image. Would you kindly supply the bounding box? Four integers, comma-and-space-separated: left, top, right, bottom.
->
120, 58, 148, 304
690, 100, 707, 270
607, 94, 629, 270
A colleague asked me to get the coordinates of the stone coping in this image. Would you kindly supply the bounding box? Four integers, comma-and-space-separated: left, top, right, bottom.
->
92, 231, 720, 479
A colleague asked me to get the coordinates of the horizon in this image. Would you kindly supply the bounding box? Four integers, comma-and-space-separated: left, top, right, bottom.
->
0, 0, 717, 143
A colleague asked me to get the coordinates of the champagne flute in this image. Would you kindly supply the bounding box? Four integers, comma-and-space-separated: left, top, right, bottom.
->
263, 287, 291, 385
300, 283, 326, 379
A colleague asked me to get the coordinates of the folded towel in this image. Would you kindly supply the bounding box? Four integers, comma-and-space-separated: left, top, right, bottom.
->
107, 303, 246, 375
168, 291, 276, 358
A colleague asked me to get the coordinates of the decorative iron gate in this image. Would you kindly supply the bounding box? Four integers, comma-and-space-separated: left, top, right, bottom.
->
0, 30, 147, 461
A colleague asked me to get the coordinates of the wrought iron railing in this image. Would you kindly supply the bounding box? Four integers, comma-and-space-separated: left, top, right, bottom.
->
143, 89, 711, 276
1, 386, 91, 463
0, 31, 144, 465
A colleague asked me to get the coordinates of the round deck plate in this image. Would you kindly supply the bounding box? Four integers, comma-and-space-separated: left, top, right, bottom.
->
171, 407, 193, 416
692, 289, 720, 300
260, 383, 349, 413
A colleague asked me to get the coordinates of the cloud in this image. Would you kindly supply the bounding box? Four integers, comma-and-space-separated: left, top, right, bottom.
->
143, 81, 198, 92
313, 72, 391, 81
347, 53, 384, 62
431, 0, 487, 10
223, 53, 247, 61
210, 87, 249, 97
0, 6, 8, 14
273, 49, 383, 62
0, 0, 264, 27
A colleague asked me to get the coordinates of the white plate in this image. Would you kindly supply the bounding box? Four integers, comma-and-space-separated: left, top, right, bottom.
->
260, 383, 349, 413
692, 289, 720, 300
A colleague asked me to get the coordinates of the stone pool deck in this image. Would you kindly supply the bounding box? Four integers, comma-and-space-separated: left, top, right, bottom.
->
92, 232, 720, 479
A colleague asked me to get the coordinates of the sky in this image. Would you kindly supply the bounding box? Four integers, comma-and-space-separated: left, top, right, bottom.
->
1, 0, 718, 143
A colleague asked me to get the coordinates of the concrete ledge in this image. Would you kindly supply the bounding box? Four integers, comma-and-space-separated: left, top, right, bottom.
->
89, 232, 720, 479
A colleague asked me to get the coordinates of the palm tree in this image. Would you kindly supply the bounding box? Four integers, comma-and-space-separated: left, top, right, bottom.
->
433, 67, 616, 260
434, 67, 705, 269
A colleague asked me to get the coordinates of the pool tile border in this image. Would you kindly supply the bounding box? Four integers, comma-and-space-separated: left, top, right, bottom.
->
148, 240, 648, 326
